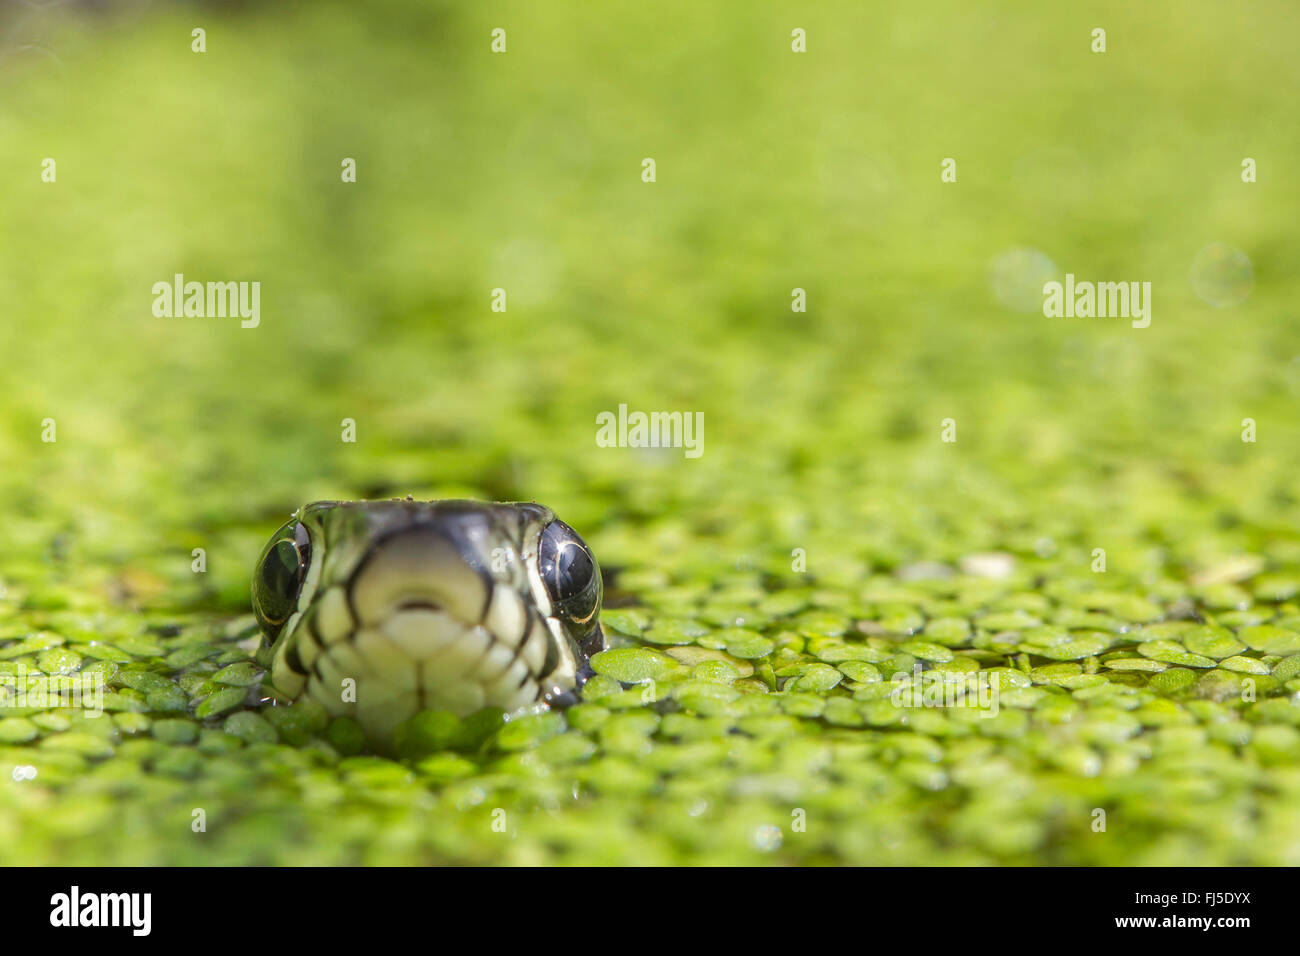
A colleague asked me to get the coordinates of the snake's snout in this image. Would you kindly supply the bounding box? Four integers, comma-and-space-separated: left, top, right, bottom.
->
349, 526, 490, 628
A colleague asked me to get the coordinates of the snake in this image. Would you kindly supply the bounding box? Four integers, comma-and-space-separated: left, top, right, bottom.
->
251, 499, 604, 745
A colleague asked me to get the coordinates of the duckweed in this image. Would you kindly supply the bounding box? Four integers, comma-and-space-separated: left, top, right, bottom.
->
3, 0, 1299, 867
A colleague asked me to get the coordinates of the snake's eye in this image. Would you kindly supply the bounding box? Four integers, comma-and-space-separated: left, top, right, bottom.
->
252, 520, 311, 642
538, 519, 601, 637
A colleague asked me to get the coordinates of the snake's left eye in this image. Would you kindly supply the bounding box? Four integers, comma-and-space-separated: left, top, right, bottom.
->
538, 519, 601, 637
252, 520, 311, 642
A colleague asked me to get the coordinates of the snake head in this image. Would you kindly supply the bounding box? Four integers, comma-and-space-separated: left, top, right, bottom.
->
251, 499, 605, 746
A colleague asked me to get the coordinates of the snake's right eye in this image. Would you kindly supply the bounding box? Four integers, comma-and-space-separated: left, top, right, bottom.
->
252, 520, 311, 641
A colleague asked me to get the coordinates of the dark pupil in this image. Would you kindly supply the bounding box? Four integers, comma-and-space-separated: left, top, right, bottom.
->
256, 524, 309, 631
556, 545, 593, 599
262, 542, 303, 613
541, 521, 600, 634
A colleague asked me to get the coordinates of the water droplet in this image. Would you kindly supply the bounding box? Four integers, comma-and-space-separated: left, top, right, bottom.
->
752, 824, 783, 852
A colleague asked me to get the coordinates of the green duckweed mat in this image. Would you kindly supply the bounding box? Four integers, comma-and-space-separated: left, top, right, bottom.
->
3, 0, 1300, 864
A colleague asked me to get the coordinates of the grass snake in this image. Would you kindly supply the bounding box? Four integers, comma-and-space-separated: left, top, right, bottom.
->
251, 499, 604, 746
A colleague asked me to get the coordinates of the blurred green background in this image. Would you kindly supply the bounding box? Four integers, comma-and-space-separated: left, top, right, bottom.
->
2, 0, 1300, 864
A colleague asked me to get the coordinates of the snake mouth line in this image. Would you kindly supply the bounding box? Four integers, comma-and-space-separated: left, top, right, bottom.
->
394, 599, 443, 612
